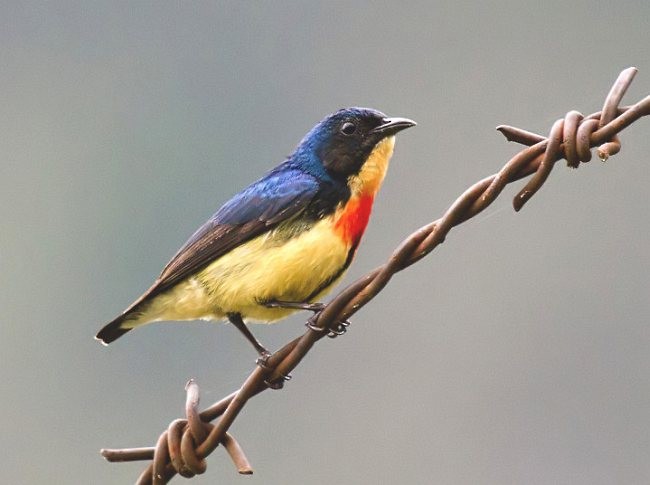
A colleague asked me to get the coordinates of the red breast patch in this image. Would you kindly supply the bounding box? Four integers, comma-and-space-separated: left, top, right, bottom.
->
334, 195, 374, 247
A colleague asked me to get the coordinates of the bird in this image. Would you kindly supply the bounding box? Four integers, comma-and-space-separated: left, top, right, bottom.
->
96, 107, 416, 357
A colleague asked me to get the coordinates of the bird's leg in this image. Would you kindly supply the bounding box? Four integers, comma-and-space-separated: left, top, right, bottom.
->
263, 300, 351, 338
227, 313, 290, 390
227, 312, 269, 357
263, 300, 325, 312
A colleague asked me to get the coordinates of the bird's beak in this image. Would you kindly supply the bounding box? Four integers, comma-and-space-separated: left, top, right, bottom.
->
370, 117, 417, 136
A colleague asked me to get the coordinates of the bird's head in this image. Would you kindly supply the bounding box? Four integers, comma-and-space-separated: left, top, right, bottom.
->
295, 107, 416, 196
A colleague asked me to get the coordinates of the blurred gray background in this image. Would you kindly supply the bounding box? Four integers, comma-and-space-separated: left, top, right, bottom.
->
2, 2, 649, 484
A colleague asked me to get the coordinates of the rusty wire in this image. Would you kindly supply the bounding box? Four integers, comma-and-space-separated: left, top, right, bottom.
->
100, 68, 650, 484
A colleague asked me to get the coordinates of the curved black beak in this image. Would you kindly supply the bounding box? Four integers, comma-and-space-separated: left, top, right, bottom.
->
370, 116, 417, 136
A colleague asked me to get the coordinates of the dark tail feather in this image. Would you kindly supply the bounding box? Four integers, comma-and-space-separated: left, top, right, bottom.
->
95, 313, 135, 345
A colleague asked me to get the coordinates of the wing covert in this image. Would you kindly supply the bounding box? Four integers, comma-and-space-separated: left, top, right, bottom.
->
148, 168, 320, 299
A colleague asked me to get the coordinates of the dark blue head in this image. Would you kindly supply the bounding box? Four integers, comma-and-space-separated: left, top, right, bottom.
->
293, 107, 416, 180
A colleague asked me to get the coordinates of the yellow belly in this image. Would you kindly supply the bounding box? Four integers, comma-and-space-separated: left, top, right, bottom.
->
132, 217, 350, 325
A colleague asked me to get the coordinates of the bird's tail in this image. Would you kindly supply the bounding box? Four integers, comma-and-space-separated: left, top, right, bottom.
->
95, 312, 137, 345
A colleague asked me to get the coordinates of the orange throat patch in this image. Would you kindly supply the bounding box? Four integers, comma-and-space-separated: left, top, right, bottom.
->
333, 135, 396, 247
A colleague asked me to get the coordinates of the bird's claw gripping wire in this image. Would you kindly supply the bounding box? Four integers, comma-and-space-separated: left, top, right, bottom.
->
263, 374, 291, 390
304, 309, 350, 338
264, 300, 352, 338
255, 351, 292, 390
325, 319, 350, 338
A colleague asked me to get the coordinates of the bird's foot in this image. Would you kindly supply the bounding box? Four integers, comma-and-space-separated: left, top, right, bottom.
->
255, 351, 273, 370
264, 300, 351, 338
305, 313, 351, 339
255, 351, 291, 390
326, 319, 350, 338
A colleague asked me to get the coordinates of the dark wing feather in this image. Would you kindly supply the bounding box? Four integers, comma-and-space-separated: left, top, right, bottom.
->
140, 168, 320, 304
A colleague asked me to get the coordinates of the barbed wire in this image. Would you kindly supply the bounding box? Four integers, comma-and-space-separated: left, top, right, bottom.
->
100, 68, 650, 484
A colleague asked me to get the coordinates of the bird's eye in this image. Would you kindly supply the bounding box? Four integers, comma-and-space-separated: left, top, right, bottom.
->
340, 122, 357, 136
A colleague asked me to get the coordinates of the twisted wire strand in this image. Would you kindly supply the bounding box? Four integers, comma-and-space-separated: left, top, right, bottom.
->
100, 68, 650, 483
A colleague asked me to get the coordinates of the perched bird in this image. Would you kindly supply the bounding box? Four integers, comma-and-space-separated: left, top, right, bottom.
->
96, 107, 416, 355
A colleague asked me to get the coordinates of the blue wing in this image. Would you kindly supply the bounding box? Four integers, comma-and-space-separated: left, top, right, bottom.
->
141, 167, 320, 302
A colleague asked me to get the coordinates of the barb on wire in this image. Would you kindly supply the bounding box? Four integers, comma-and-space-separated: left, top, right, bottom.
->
100, 68, 650, 484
